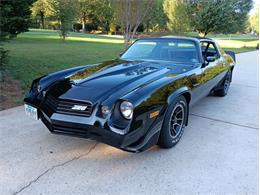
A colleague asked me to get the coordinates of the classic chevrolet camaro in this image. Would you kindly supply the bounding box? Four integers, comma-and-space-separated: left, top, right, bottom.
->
24, 37, 235, 152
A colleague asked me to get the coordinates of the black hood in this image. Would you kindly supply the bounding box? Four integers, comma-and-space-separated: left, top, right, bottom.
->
47, 59, 195, 103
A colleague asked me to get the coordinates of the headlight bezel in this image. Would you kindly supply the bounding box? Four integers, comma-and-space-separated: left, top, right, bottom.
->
119, 101, 134, 120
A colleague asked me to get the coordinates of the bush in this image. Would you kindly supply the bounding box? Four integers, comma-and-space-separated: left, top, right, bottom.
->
48, 21, 60, 30
136, 24, 144, 32
109, 23, 117, 34
73, 23, 82, 32
0, 47, 9, 70
85, 23, 98, 32
0, 46, 9, 81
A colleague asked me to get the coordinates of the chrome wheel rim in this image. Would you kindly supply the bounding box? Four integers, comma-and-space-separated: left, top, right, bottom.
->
224, 72, 231, 93
169, 103, 185, 138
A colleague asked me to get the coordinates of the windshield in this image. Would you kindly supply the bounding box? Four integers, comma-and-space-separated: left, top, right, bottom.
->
121, 39, 200, 63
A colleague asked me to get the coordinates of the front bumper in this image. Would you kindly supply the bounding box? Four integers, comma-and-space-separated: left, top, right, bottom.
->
38, 109, 162, 152
40, 111, 125, 148
24, 92, 163, 152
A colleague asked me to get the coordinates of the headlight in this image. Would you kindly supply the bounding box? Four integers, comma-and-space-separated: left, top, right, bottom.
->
120, 101, 134, 120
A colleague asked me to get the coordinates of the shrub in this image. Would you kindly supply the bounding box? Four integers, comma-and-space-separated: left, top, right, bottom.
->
73, 23, 82, 32
0, 46, 9, 81
0, 47, 9, 69
85, 23, 98, 32
48, 21, 60, 30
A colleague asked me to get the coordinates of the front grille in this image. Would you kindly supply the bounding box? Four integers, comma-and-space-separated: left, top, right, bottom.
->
44, 95, 93, 117
52, 123, 90, 137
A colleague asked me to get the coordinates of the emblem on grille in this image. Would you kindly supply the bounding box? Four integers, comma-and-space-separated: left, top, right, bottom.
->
71, 105, 88, 111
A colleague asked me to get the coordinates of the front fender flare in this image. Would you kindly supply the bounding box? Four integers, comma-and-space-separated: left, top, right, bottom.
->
166, 87, 191, 126
167, 86, 191, 105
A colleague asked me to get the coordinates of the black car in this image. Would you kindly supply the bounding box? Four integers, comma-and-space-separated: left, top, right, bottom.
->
24, 37, 235, 152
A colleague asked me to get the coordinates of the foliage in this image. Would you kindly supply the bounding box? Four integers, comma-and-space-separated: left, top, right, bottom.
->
249, 6, 259, 34
0, 0, 35, 74
84, 23, 98, 32
79, 0, 113, 32
47, 0, 79, 40
29, 0, 256, 40
73, 23, 83, 32
0, 0, 35, 39
163, 0, 190, 33
0, 46, 9, 73
143, 0, 167, 32
187, 0, 253, 37
31, 0, 52, 29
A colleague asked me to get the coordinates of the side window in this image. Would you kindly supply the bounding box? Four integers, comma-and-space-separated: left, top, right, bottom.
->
200, 41, 220, 59
201, 42, 208, 53
208, 43, 219, 58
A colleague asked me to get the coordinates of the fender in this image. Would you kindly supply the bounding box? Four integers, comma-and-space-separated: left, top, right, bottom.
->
167, 86, 191, 126
167, 86, 191, 104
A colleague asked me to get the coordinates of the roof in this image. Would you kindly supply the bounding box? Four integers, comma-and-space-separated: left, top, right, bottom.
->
138, 36, 214, 43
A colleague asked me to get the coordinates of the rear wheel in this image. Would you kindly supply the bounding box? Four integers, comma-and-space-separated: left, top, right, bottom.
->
214, 70, 232, 97
158, 96, 188, 148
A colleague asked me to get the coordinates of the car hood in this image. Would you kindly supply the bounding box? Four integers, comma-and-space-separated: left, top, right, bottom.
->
47, 59, 195, 104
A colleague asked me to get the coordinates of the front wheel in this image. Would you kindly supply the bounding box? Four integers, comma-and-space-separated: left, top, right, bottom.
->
158, 95, 188, 148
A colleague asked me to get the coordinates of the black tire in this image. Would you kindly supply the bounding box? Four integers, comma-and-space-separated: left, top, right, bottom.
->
158, 95, 188, 148
214, 70, 232, 97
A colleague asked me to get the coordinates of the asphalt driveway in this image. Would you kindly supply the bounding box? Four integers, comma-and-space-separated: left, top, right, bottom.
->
0, 51, 258, 195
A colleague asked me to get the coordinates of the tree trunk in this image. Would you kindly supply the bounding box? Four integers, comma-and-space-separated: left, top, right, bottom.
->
40, 11, 45, 29
124, 29, 131, 48
198, 31, 208, 37
131, 25, 139, 40
81, 12, 86, 33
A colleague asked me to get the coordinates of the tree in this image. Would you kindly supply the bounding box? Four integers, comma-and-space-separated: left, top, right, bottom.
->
79, 0, 92, 32
79, 0, 113, 32
0, 0, 35, 39
143, 0, 167, 32
0, 0, 35, 78
187, 0, 253, 37
163, 0, 190, 34
249, 5, 259, 34
112, 0, 154, 46
31, 0, 52, 29
47, 0, 79, 40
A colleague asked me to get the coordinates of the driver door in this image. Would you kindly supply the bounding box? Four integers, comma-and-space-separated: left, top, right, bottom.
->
200, 41, 226, 96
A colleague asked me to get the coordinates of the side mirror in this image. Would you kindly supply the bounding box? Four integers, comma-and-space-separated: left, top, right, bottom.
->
202, 56, 216, 68
206, 56, 216, 62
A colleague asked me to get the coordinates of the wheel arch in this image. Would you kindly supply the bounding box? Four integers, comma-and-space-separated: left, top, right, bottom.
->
167, 87, 191, 105
166, 87, 191, 126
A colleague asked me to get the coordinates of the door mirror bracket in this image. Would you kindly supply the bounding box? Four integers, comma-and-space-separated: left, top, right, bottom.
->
202, 56, 216, 68
206, 56, 216, 63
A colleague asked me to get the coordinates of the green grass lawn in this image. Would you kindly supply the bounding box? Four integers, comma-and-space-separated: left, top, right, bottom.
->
5, 30, 124, 90
4, 29, 259, 91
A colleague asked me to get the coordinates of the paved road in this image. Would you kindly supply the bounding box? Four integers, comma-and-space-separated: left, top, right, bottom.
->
0, 51, 258, 195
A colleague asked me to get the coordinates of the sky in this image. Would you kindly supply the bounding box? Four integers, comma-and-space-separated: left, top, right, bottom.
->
250, 0, 259, 15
